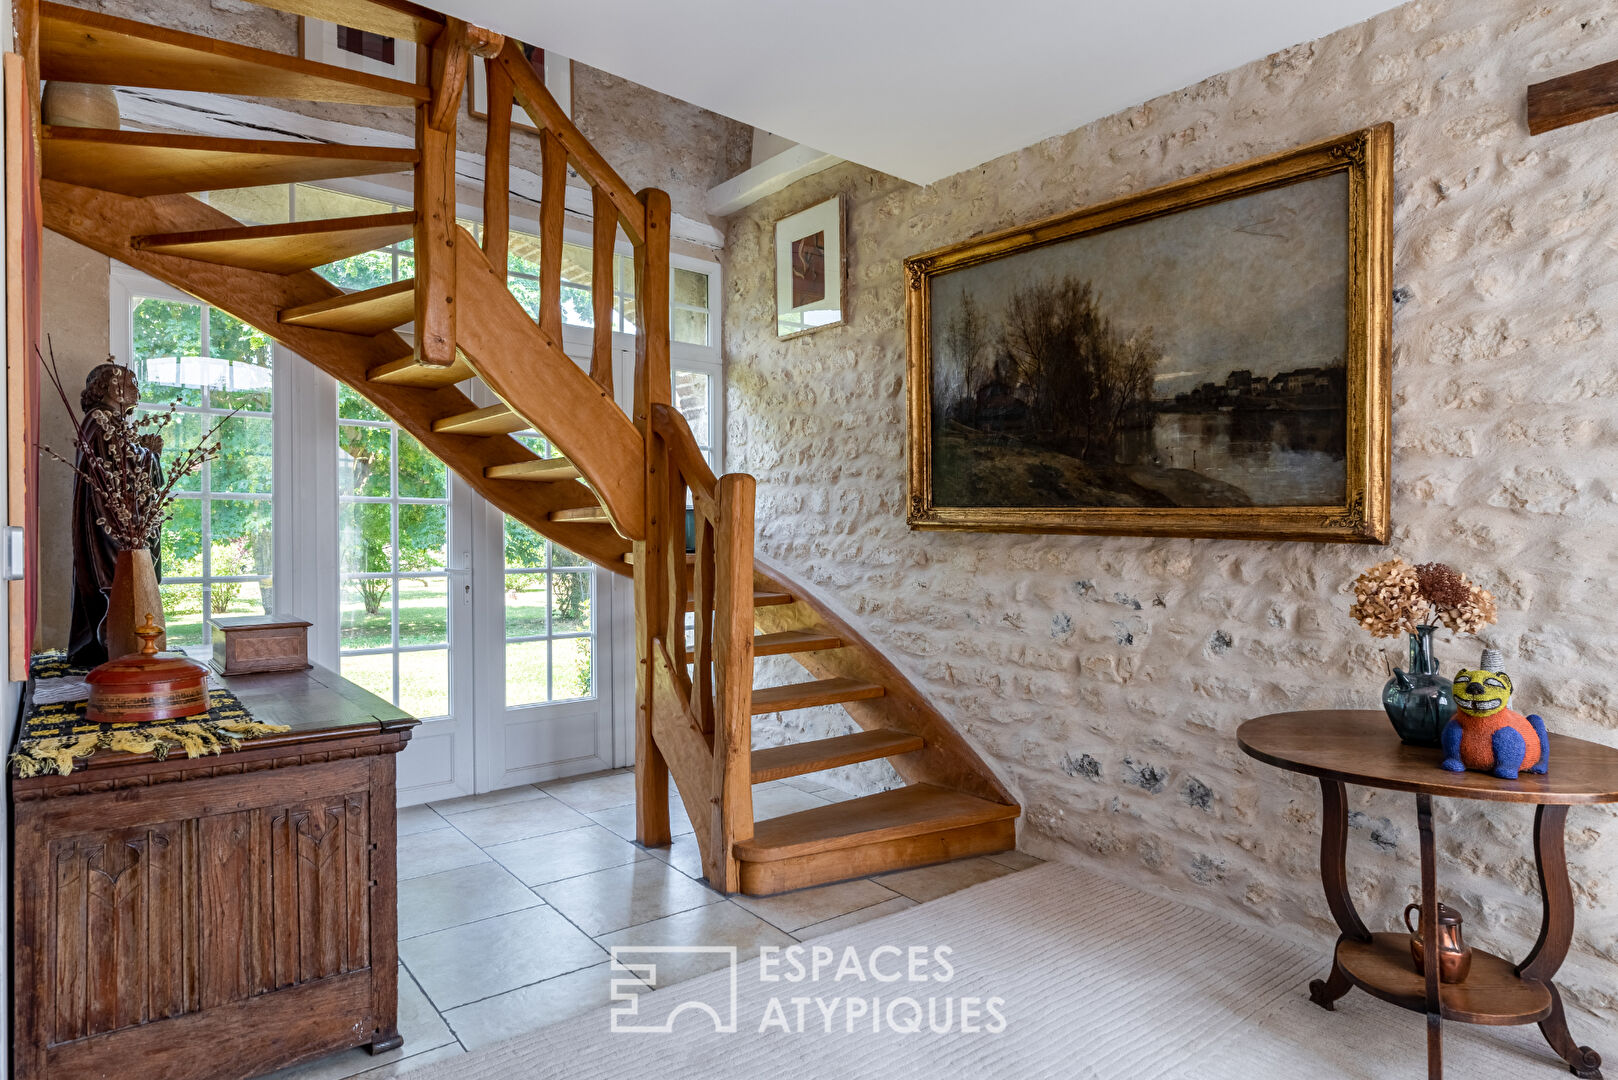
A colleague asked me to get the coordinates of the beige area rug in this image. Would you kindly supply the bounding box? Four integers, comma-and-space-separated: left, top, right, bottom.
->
411, 863, 1593, 1079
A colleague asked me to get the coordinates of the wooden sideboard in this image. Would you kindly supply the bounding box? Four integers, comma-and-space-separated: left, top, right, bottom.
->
11, 664, 418, 1080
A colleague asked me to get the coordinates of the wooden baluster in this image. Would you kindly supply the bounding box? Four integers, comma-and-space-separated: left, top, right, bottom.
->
691, 511, 716, 737
413, 20, 469, 367
710, 473, 757, 893
591, 186, 616, 394
632, 187, 676, 849
480, 57, 511, 269
537, 128, 566, 344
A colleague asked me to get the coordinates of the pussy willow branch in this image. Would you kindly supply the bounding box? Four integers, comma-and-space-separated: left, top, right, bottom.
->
37, 339, 234, 549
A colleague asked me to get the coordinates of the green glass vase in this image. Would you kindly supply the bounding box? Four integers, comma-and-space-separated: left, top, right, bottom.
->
1381, 624, 1455, 747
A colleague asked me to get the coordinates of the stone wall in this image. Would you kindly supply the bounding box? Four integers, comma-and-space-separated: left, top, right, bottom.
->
721, 0, 1618, 1018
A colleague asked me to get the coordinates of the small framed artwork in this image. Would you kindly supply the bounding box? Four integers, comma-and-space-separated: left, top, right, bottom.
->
905, 124, 1393, 543
298, 17, 415, 83
775, 195, 846, 338
470, 43, 571, 133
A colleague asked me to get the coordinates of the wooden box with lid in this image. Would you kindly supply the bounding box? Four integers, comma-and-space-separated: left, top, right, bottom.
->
11, 665, 418, 1080
210, 613, 312, 675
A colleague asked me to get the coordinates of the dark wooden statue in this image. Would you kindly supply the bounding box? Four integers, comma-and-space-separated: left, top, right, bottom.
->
66, 363, 162, 666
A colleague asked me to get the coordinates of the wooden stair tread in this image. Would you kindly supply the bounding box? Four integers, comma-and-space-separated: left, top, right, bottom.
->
241, 0, 444, 45
135, 212, 416, 274
750, 677, 885, 716
433, 404, 526, 436
486, 456, 580, 481
750, 730, 923, 784
279, 279, 414, 334
679, 588, 792, 611
551, 506, 610, 523
40, 3, 428, 107
735, 784, 1019, 862
366, 351, 475, 387
753, 629, 842, 656
41, 128, 417, 198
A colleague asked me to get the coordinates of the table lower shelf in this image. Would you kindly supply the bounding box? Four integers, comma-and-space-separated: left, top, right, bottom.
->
1337, 934, 1552, 1026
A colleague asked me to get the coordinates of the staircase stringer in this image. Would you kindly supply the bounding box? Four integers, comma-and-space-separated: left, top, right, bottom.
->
450, 230, 646, 542
41, 178, 634, 574
750, 555, 1017, 807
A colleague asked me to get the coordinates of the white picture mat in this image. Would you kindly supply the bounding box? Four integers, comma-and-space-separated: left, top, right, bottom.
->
299, 17, 416, 83
775, 195, 844, 337
470, 53, 572, 130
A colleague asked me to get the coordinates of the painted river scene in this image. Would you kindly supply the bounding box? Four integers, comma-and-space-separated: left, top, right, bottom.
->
928, 171, 1351, 509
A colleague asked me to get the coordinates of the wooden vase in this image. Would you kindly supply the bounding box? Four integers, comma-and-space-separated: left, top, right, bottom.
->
104, 548, 166, 659
40, 81, 120, 128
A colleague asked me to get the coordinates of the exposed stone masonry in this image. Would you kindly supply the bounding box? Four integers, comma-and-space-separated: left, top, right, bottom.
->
723, 0, 1618, 1018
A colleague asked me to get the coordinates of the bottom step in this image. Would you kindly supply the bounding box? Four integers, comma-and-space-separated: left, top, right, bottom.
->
733, 784, 1018, 895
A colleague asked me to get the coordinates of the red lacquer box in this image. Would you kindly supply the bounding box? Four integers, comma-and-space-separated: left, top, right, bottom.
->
85, 616, 211, 724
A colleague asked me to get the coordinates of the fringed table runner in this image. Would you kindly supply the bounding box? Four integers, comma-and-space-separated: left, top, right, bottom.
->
11, 652, 289, 777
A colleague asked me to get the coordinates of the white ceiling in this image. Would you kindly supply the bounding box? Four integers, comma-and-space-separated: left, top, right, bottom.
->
441, 0, 1402, 187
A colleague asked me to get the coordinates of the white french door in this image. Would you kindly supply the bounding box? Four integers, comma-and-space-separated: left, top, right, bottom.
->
468, 330, 636, 790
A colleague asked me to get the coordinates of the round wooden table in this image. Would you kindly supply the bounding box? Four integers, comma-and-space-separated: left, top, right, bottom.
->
1239, 710, 1618, 1080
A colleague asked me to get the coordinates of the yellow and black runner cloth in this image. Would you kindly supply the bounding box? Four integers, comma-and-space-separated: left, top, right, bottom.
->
10, 652, 289, 778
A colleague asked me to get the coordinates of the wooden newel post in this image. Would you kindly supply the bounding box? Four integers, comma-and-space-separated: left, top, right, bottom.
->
709, 472, 756, 892
413, 19, 469, 367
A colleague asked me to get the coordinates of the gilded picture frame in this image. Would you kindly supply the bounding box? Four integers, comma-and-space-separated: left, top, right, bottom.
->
904, 123, 1392, 544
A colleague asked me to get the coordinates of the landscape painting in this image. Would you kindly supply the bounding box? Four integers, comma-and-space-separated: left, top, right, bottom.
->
905, 125, 1392, 543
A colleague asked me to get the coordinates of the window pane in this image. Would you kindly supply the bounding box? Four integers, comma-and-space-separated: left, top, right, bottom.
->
507, 277, 542, 320
508, 232, 543, 277
338, 384, 388, 423
505, 573, 547, 636
673, 370, 710, 446
156, 411, 205, 493
341, 579, 393, 647
160, 498, 203, 577
505, 640, 548, 707
341, 652, 394, 704
320, 251, 397, 292
561, 284, 592, 327
673, 268, 708, 309
514, 432, 551, 457
341, 502, 394, 574
214, 416, 274, 494
338, 424, 392, 496
160, 583, 206, 647
504, 517, 546, 570
398, 503, 447, 570
672, 308, 708, 346
208, 571, 269, 618
550, 570, 590, 632
132, 299, 204, 407
208, 311, 273, 412
560, 242, 593, 287
397, 577, 448, 646
398, 649, 448, 718
209, 497, 272, 585
207, 185, 291, 226
398, 431, 446, 498
549, 542, 587, 568
551, 637, 592, 701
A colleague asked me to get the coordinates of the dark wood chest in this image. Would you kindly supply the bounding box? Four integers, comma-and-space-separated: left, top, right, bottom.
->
11, 665, 418, 1080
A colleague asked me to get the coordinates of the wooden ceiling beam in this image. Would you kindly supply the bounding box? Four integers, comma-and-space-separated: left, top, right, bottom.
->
1528, 58, 1618, 135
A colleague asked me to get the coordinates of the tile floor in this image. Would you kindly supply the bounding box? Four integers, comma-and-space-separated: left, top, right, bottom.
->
260, 768, 1040, 1080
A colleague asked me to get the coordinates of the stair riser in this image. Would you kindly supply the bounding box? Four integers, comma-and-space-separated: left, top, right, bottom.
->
736, 819, 1016, 896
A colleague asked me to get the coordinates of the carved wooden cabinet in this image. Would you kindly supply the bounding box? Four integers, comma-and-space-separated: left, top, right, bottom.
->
11, 665, 418, 1080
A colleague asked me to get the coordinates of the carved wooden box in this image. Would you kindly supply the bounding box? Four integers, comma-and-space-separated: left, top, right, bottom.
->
210, 614, 312, 676
11, 666, 417, 1080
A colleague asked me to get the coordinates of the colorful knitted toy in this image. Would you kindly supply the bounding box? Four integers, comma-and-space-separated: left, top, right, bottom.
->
1439, 649, 1547, 780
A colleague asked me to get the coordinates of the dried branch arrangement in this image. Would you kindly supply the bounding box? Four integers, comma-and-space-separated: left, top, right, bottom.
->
38, 342, 231, 551
1349, 557, 1498, 638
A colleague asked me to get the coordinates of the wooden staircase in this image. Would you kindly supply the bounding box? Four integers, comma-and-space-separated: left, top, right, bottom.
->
24, 0, 1019, 895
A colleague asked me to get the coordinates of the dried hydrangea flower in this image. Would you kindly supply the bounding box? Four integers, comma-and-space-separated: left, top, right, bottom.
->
1438, 581, 1498, 636
1414, 562, 1470, 608
1349, 558, 1424, 638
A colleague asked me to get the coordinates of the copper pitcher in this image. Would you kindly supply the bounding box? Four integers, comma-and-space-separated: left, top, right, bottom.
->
1404, 902, 1473, 984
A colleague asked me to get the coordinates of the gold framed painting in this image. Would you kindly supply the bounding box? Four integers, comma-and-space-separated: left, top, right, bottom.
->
905, 123, 1392, 544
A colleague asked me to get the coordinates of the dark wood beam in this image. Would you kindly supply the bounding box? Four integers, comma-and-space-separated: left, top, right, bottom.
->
1528, 57, 1618, 135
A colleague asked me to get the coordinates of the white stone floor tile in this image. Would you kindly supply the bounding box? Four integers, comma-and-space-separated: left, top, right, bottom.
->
442, 962, 641, 1051
396, 804, 450, 837
428, 785, 546, 816
732, 877, 900, 934
537, 770, 638, 813
397, 860, 545, 940
484, 823, 649, 887
535, 858, 723, 937
596, 901, 795, 989
447, 794, 594, 847
792, 896, 919, 939
400, 904, 607, 1009
396, 828, 489, 881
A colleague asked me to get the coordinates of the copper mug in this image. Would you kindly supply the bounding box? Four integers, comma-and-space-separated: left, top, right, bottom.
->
1404, 902, 1473, 984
